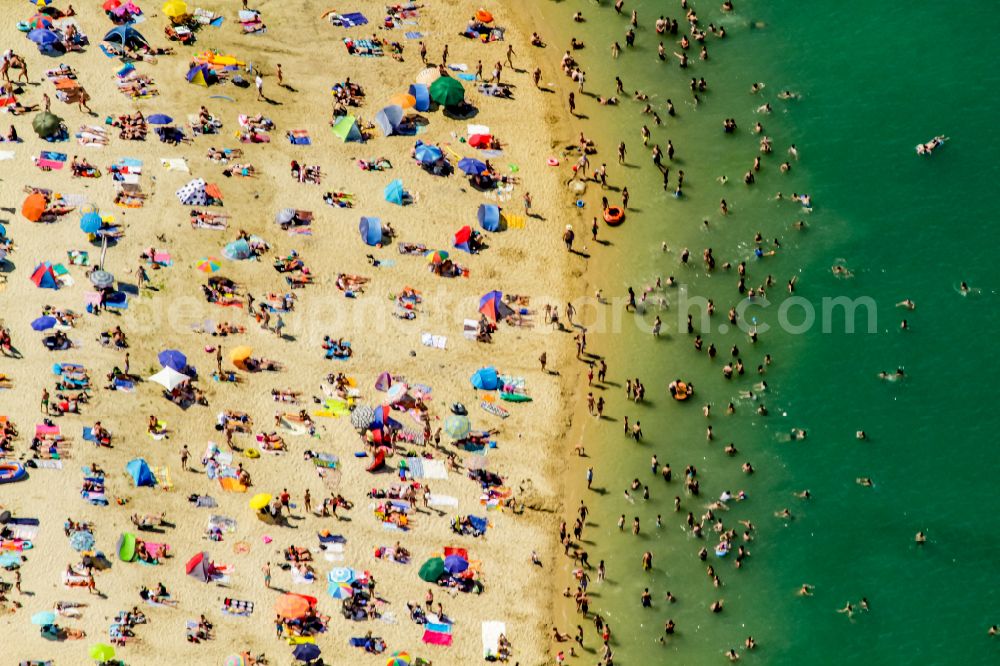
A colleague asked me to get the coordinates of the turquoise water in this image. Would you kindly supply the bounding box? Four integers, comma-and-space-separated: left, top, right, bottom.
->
532, 1, 1000, 663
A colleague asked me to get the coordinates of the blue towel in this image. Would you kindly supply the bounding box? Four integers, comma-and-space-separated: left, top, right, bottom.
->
82, 427, 96, 442
405, 31, 422, 39
468, 515, 488, 532
348, 637, 367, 647
210, 16, 225, 27
8, 517, 40, 526
289, 136, 311, 145
98, 44, 117, 58
340, 12, 368, 27
457, 73, 476, 81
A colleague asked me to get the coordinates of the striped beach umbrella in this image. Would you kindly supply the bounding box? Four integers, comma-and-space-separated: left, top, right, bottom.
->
426, 250, 449, 265
195, 257, 221, 273
387, 652, 412, 666
350, 404, 375, 430
328, 566, 355, 583
328, 581, 354, 599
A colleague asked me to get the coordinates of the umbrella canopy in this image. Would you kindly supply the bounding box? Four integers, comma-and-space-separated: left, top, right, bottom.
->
478, 203, 502, 232
384, 179, 405, 205
32, 112, 62, 139
274, 593, 311, 620
31, 610, 57, 625
475, 9, 494, 23
22, 193, 47, 221
350, 404, 375, 430
386, 382, 409, 404
70, 530, 95, 551
387, 653, 412, 666
479, 290, 514, 323
27, 29, 61, 46
418, 557, 446, 582
374, 104, 404, 137
31, 316, 57, 331
249, 493, 271, 510
389, 93, 416, 108
102, 0, 122, 9
147, 113, 173, 125
148, 366, 189, 391
443, 414, 471, 439
429, 76, 465, 107
158, 349, 187, 371
28, 14, 55, 29
458, 157, 488, 175
195, 257, 221, 273
426, 250, 449, 265
89, 643, 116, 662
328, 581, 354, 599
162, 0, 188, 18
89, 270, 115, 289
328, 566, 355, 583
444, 553, 469, 574
223, 656, 248, 666
415, 67, 441, 86
230, 345, 253, 364
414, 143, 442, 164
80, 212, 103, 234
224, 239, 251, 260
275, 208, 295, 225
293, 643, 322, 662
468, 133, 492, 148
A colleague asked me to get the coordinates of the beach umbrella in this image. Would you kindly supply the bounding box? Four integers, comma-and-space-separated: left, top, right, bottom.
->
195, 257, 221, 273
249, 493, 271, 511
70, 530, 95, 552
468, 133, 492, 148
389, 93, 416, 108
103, 0, 122, 9
429, 76, 465, 107
0, 223, 6, 238
444, 553, 469, 574
443, 414, 471, 439
458, 157, 488, 175
414, 143, 442, 164
274, 593, 311, 620
28, 14, 55, 30
27, 29, 61, 46
89, 270, 115, 290
31, 611, 57, 625
223, 656, 248, 666
350, 404, 375, 430
384, 179, 405, 205
387, 652, 412, 666
475, 9, 494, 23
89, 643, 115, 662
230, 345, 252, 364
32, 112, 62, 139
418, 557, 445, 582
22, 193, 47, 221
386, 382, 409, 404
327, 581, 354, 600
186, 551, 212, 582
147, 113, 173, 125
415, 67, 441, 86
293, 644, 322, 662
148, 366, 189, 391
162, 0, 188, 18
328, 566, 355, 583
158, 349, 187, 371
479, 290, 514, 323
80, 212, 102, 234
223, 239, 251, 260
426, 250, 449, 265
31, 316, 57, 331
275, 208, 296, 225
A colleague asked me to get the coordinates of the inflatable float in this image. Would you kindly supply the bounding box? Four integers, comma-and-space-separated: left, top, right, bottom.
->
366, 449, 386, 473
603, 206, 625, 226
0, 462, 26, 484
670, 381, 693, 401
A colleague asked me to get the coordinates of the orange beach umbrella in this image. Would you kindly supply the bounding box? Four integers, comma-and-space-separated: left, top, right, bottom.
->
22, 193, 46, 222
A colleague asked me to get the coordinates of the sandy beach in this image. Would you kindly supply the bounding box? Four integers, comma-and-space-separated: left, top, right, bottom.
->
0, 2, 582, 664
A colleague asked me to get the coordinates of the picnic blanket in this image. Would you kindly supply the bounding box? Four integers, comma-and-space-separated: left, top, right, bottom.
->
482, 621, 506, 659
423, 614, 453, 646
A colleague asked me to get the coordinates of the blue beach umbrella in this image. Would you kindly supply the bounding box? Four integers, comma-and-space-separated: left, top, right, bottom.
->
147, 114, 173, 125
157, 349, 187, 371
414, 143, 442, 164
27, 29, 61, 46
328, 567, 355, 583
292, 643, 321, 661
80, 212, 102, 234
223, 239, 251, 260
443, 554, 469, 574
457, 157, 488, 175
70, 530, 95, 552
31, 315, 57, 331
31, 611, 57, 625
0, 223, 6, 237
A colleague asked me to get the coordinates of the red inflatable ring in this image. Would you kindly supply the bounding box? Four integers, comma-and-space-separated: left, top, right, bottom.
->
604, 206, 625, 226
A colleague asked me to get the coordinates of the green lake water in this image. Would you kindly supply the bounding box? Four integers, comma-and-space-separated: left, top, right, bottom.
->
532, 1, 1000, 663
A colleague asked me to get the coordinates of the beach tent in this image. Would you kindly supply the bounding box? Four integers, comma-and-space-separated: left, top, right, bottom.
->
374, 105, 404, 137
384, 179, 406, 205
331, 115, 362, 142
454, 225, 473, 253
371, 404, 402, 430
32, 111, 63, 138
186, 551, 213, 582
117, 532, 137, 561
477, 204, 502, 232
176, 178, 209, 205
430, 76, 465, 107
186, 63, 218, 87
126, 458, 157, 487
30, 263, 58, 289
359, 217, 383, 246
148, 366, 189, 391
470, 366, 500, 390
224, 239, 251, 260
479, 291, 514, 323
375, 371, 392, 391
103, 25, 149, 50
408, 83, 430, 112
414, 142, 442, 165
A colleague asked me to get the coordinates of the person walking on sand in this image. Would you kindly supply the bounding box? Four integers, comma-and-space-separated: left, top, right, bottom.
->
78, 90, 92, 114
539, 351, 547, 372
42, 93, 50, 113
180, 444, 190, 471
255, 73, 264, 100
568, 91, 576, 116
419, 41, 427, 64
533, 67, 541, 87
506, 44, 515, 67
524, 191, 533, 216
303, 489, 312, 514
216, 346, 223, 373
262, 562, 272, 589
275, 63, 284, 87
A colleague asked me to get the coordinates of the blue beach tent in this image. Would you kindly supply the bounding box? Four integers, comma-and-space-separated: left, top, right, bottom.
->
470, 367, 499, 391
126, 458, 157, 487
359, 216, 382, 246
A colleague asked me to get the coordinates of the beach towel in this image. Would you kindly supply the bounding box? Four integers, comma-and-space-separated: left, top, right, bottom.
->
218, 477, 247, 493
0, 151, 15, 161
420, 333, 447, 349
287, 130, 311, 145
33, 459, 63, 470
423, 617, 453, 646
421, 459, 448, 480
153, 466, 172, 490
222, 598, 254, 616
160, 157, 189, 172
9, 525, 38, 541
482, 621, 506, 658
208, 515, 237, 532
334, 12, 368, 27
427, 494, 459, 507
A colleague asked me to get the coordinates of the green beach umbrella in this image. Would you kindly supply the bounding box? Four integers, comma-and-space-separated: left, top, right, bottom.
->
418, 557, 445, 582
429, 77, 465, 107
443, 414, 471, 439
32, 111, 63, 138
89, 643, 115, 661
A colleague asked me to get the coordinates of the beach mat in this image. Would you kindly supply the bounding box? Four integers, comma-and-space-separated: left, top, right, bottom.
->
482, 621, 506, 658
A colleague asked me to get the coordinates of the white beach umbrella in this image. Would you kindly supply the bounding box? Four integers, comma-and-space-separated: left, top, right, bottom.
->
148, 366, 189, 391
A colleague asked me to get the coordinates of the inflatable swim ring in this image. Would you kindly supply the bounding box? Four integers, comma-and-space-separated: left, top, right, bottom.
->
546, 157, 559, 167
0, 462, 26, 484
244, 448, 260, 459
604, 206, 625, 226
715, 544, 729, 557
673, 382, 692, 401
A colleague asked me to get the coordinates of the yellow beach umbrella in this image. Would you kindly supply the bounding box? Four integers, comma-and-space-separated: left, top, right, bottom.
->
249, 493, 271, 511
163, 0, 188, 18
230, 345, 252, 364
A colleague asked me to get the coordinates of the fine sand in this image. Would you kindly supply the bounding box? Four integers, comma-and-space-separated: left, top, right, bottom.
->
0, 2, 582, 664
